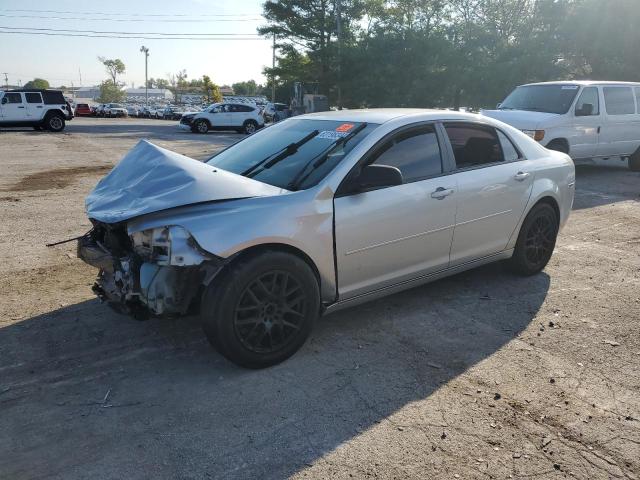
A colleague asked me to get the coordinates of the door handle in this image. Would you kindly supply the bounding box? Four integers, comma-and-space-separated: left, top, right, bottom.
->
597, 126, 601, 134
514, 171, 531, 181
431, 187, 454, 199
17, 106, 25, 108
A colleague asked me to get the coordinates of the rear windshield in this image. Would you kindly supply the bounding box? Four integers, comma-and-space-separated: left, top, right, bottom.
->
500, 85, 580, 114
207, 119, 379, 190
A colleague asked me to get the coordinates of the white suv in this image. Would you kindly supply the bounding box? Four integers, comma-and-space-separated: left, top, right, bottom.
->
482, 81, 640, 171
179, 102, 264, 134
103, 103, 128, 118
0, 89, 73, 132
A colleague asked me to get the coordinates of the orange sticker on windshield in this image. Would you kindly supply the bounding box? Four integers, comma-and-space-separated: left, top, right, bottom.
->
336, 123, 354, 132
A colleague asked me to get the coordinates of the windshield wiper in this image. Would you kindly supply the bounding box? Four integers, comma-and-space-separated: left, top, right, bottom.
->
241, 130, 320, 178
287, 122, 368, 191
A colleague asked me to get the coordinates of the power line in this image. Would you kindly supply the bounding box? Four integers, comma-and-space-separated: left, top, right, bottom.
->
0, 26, 261, 36
3, 8, 262, 17
0, 14, 263, 23
0, 30, 266, 41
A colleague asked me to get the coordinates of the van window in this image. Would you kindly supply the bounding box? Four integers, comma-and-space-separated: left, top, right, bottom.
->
603, 87, 635, 115
499, 84, 579, 114
575, 87, 599, 116
635, 87, 640, 113
444, 123, 504, 169
370, 126, 443, 182
3, 93, 22, 104
25, 92, 43, 103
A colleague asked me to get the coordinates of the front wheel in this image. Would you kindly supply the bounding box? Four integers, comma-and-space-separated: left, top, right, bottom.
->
201, 251, 320, 369
193, 119, 209, 134
510, 203, 559, 276
46, 114, 65, 132
243, 120, 258, 135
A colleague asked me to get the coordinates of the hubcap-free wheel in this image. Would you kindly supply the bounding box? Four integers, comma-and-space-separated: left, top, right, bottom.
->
524, 215, 555, 267
195, 120, 208, 133
244, 122, 257, 134
49, 116, 63, 131
234, 271, 307, 354
511, 203, 558, 275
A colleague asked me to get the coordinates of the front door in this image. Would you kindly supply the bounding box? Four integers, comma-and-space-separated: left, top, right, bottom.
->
442, 122, 535, 265
1, 92, 27, 121
570, 86, 601, 159
334, 124, 457, 299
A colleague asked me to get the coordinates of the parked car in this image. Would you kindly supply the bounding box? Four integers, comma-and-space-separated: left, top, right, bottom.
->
0, 88, 72, 132
159, 106, 183, 120
482, 81, 640, 171
75, 103, 92, 116
95, 104, 106, 117
264, 102, 289, 122
103, 103, 128, 118
179, 103, 264, 134
78, 109, 575, 368
126, 105, 140, 117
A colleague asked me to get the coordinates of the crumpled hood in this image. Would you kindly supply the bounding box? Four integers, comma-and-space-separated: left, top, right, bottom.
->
86, 140, 285, 224
481, 109, 560, 130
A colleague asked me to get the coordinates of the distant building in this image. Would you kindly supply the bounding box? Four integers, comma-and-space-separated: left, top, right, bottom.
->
220, 85, 234, 95
74, 86, 101, 100
125, 88, 173, 101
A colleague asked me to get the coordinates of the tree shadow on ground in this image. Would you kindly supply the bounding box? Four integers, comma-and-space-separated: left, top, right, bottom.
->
0, 262, 549, 479
573, 163, 640, 210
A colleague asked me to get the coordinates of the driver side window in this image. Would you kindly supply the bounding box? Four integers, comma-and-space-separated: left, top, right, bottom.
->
369, 126, 443, 183
575, 87, 600, 116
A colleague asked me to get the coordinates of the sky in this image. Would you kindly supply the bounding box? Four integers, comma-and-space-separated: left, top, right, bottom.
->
0, 0, 273, 88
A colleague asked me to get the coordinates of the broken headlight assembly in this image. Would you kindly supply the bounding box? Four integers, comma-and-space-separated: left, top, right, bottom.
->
130, 225, 208, 266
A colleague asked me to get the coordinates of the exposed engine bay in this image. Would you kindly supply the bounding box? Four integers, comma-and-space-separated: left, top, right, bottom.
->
77, 221, 221, 318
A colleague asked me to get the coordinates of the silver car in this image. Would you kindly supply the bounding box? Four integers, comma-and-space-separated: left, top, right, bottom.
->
78, 109, 575, 368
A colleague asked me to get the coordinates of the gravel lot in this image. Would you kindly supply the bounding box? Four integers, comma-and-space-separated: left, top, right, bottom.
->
1, 117, 639, 479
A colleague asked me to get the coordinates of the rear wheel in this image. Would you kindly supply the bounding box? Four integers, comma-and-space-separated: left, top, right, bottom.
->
243, 120, 258, 135
193, 119, 209, 134
510, 203, 559, 276
201, 251, 319, 368
45, 114, 65, 132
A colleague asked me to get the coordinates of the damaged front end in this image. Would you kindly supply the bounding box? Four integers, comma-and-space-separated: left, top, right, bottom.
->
78, 221, 221, 318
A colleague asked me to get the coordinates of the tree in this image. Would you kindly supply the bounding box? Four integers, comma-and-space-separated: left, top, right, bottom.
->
96, 80, 125, 103
232, 80, 260, 96
24, 78, 50, 89
202, 75, 223, 103
98, 57, 126, 86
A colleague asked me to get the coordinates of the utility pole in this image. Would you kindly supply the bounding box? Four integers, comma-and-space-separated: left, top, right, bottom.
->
78, 68, 82, 88
140, 46, 149, 107
336, 0, 343, 110
2, 73, 8, 89
271, 33, 276, 103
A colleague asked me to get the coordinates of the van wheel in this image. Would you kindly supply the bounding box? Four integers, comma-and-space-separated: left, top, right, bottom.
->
243, 120, 258, 135
546, 139, 569, 154
46, 114, 65, 132
201, 251, 320, 369
629, 150, 640, 172
193, 119, 209, 134
510, 203, 559, 276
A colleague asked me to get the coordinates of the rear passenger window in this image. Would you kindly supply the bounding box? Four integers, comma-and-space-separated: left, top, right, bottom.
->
236, 105, 254, 112
603, 87, 635, 115
25, 93, 43, 103
370, 126, 442, 182
4, 93, 22, 103
497, 131, 520, 162
444, 123, 504, 168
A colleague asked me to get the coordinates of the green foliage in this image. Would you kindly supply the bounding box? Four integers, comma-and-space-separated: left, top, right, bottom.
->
232, 80, 263, 96
202, 75, 223, 103
98, 57, 126, 86
96, 81, 125, 103
24, 78, 50, 89
261, 0, 640, 109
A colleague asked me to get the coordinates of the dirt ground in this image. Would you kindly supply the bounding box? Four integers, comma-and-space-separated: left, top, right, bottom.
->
0, 117, 639, 480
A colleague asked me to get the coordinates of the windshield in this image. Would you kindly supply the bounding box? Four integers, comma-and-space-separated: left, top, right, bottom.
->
500, 85, 580, 114
207, 119, 378, 190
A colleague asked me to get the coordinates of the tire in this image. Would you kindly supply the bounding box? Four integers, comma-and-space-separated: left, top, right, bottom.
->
546, 139, 569, 154
629, 150, 640, 172
510, 203, 559, 276
201, 251, 320, 369
243, 120, 258, 135
45, 114, 65, 132
193, 119, 209, 134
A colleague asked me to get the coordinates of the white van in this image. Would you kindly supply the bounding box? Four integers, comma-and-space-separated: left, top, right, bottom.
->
482, 81, 640, 171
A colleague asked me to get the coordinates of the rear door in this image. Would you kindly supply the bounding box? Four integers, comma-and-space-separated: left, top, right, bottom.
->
334, 124, 457, 299
1, 92, 27, 121
24, 92, 44, 120
571, 86, 601, 159
600, 86, 639, 156
443, 122, 535, 265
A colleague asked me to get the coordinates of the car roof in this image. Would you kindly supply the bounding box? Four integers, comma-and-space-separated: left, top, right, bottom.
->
521, 80, 640, 87
299, 108, 482, 124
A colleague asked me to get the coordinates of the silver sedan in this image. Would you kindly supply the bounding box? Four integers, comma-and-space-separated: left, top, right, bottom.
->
79, 109, 575, 368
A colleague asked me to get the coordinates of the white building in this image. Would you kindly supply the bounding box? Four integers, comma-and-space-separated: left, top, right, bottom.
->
125, 88, 173, 101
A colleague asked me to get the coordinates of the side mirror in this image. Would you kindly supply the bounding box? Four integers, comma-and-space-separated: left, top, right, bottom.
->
1, 97, 7, 105
347, 165, 403, 194
576, 103, 594, 117
496, 102, 502, 109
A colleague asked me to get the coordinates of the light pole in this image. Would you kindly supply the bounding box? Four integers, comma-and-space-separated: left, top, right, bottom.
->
140, 46, 149, 107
